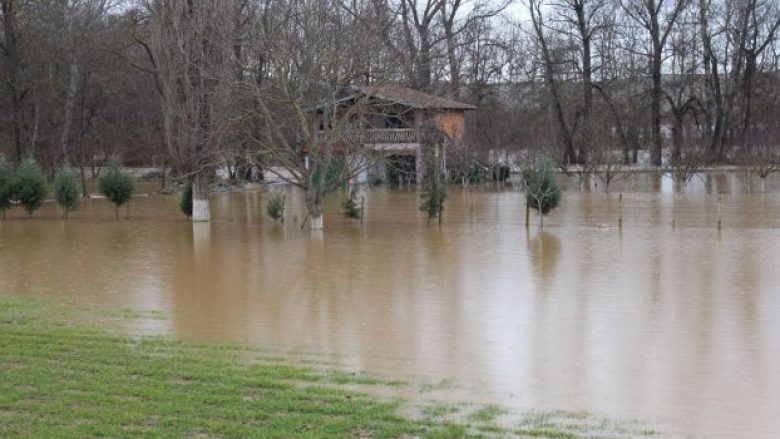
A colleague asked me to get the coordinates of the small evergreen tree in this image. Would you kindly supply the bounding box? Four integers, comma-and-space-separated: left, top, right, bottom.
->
54, 165, 80, 218
526, 157, 562, 228
266, 191, 285, 222
342, 188, 363, 220
419, 147, 447, 225
13, 158, 48, 218
98, 160, 135, 219
180, 182, 193, 218
0, 155, 14, 218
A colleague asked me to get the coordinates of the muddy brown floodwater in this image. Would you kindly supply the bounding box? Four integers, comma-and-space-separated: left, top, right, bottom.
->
1, 172, 779, 438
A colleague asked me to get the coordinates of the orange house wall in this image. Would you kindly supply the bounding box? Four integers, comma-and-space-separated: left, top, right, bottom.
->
433, 111, 466, 141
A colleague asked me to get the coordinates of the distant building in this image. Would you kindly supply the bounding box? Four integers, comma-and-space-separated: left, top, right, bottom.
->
310, 85, 476, 184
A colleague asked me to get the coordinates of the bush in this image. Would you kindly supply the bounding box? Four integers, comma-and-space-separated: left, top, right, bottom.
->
266, 191, 285, 222
342, 189, 363, 220
0, 155, 13, 218
419, 153, 447, 224
54, 166, 80, 218
98, 160, 135, 219
13, 158, 48, 218
180, 183, 193, 218
526, 157, 562, 227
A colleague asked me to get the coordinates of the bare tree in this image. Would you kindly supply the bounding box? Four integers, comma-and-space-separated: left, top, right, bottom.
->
439, 0, 510, 98
527, 0, 578, 165
147, 0, 238, 222
0, 0, 26, 162
240, 0, 395, 230
400, 0, 445, 90
621, 0, 687, 166
548, 0, 610, 164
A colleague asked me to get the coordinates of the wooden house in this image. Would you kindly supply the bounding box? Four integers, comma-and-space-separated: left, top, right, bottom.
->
311, 85, 476, 184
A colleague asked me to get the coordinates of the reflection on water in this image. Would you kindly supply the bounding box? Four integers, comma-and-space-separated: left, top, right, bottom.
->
528, 231, 562, 289
1, 172, 780, 438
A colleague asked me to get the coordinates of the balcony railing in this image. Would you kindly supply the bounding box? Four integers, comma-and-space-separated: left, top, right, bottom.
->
317, 128, 419, 144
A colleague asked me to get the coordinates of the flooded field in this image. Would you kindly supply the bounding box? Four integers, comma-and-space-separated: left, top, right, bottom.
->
1, 172, 779, 438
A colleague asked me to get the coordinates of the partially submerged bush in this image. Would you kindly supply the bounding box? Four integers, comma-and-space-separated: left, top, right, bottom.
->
0, 155, 13, 218
180, 182, 193, 218
526, 157, 562, 227
54, 166, 80, 218
266, 191, 285, 222
419, 154, 447, 225
13, 158, 48, 218
98, 160, 135, 219
342, 189, 363, 220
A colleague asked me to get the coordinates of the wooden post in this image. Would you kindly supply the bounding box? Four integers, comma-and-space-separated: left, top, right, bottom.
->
618, 193, 623, 229
717, 194, 722, 230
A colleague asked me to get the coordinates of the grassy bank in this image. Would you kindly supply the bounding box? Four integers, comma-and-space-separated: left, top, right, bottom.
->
0, 297, 657, 438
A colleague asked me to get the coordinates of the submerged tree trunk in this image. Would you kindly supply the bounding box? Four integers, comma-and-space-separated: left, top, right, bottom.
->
305, 184, 324, 230
305, 181, 325, 231
310, 213, 324, 230
192, 172, 211, 222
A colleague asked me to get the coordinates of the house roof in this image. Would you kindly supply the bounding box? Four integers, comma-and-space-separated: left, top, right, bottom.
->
353, 85, 476, 111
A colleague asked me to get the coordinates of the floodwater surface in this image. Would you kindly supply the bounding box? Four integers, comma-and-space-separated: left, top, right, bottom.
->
1, 172, 779, 438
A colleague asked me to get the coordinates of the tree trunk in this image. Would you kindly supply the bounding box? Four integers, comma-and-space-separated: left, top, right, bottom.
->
698, 0, 726, 158
529, 1, 576, 164
650, 49, 663, 166
741, 53, 756, 147
2, 0, 24, 162
79, 149, 88, 197
575, 0, 592, 164
310, 213, 324, 230
192, 172, 211, 222
671, 116, 683, 164
417, 34, 432, 90
305, 183, 325, 230
442, 2, 460, 98
60, 62, 79, 164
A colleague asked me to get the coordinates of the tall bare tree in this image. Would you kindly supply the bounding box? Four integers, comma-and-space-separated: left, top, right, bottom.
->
621, 0, 687, 166
147, 0, 238, 222
0, 0, 26, 162
241, 0, 396, 230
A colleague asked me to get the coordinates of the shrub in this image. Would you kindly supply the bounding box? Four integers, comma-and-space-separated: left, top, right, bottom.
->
0, 155, 13, 218
266, 191, 285, 222
180, 182, 193, 218
98, 160, 135, 219
13, 158, 48, 218
419, 155, 447, 225
526, 157, 562, 227
420, 182, 447, 223
342, 189, 363, 220
54, 165, 80, 218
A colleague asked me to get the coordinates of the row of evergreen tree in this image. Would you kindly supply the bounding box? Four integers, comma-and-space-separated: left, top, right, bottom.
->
0, 154, 561, 225
0, 156, 135, 220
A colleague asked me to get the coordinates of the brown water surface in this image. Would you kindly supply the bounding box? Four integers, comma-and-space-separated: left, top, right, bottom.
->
1, 172, 779, 438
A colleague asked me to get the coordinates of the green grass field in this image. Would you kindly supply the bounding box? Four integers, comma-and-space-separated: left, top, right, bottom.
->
0, 297, 658, 438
